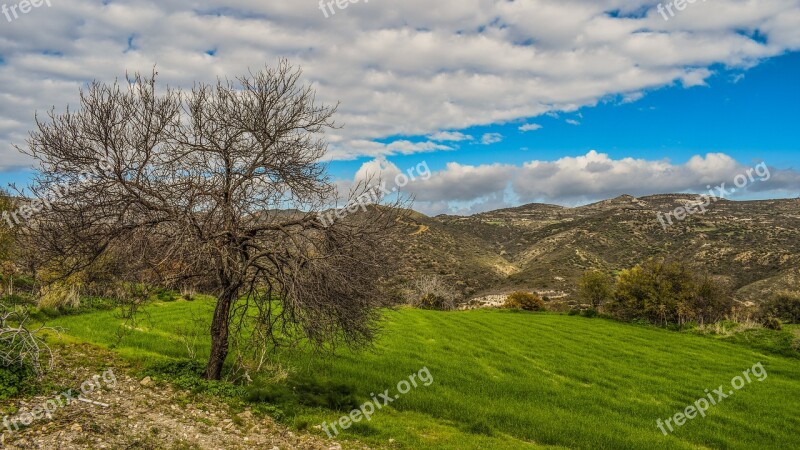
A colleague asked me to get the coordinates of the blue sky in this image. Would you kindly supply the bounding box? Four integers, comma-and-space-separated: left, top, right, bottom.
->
1, 1, 799, 214
329, 51, 800, 180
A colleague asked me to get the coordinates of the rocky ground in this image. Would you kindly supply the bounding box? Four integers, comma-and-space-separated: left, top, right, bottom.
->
0, 344, 356, 450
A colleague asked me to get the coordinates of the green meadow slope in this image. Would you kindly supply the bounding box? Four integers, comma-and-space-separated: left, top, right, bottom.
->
50, 300, 800, 449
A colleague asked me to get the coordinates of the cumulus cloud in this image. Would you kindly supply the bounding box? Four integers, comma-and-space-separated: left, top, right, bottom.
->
519, 123, 543, 132
480, 133, 504, 145
348, 151, 800, 214
1, 0, 799, 171
332, 139, 452, 160
427, 131, 474, 142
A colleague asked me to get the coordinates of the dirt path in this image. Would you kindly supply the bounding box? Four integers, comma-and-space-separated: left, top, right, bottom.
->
1, 344, 356, 450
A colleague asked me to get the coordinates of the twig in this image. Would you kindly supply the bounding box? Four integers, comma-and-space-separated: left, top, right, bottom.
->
76, 397, 109, 408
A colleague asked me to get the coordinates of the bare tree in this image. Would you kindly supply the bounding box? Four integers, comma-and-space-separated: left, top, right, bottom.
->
405, 274, 459, 311
19, 61, 407, 379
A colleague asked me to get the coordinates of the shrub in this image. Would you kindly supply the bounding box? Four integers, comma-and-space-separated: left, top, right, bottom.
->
578, 270, 613, 309
145, 359, 244, 398
762, 317, 783, 331
505, 292, 545, 311
0, 363, 36, 400
761, 291, 800, 324
580, 308, 598, 318
37, 280, 82, 309
154, 288, 181, 302
419, 293, 453, 311
567, 309, 580, 316
405, 275, 459, 311
690, 275, 735, 325
606, 260, 733, 326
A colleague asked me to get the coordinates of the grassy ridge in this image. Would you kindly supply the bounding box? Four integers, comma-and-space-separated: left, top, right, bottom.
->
49, 300, 800, 449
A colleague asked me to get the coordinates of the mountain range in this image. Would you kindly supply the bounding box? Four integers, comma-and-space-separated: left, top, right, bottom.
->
398, 194, 800, 304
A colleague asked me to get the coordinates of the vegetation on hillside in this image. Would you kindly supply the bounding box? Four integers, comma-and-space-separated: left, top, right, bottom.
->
606, 260, 734, 326
504, 291, 546, 311
406, 195, 800, 304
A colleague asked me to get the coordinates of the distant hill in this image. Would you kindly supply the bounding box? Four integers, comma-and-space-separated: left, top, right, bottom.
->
398, 194, 800, 302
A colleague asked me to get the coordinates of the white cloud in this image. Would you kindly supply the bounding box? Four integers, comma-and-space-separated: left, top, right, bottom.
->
348, 151, 800, 214
330, 139, 452, 160
1, 0, 799, 170
565, 119, 581, 126
427, 131, 474, 142
480, 133, 504, 145
519, 123, 543, 132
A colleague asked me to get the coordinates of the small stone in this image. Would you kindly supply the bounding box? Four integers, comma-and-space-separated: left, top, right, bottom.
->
70, 423, 83, 432
139, 376, 152, 386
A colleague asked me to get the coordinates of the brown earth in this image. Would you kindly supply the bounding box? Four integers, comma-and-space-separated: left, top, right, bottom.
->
1, 344, 362, 450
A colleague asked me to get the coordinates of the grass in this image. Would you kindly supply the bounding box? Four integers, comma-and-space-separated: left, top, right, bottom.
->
47, 298, 800, 449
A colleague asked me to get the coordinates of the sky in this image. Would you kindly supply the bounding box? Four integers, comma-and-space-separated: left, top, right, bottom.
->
1, 0, 799, 215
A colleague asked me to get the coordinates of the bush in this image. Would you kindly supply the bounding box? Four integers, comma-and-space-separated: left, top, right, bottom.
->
37, 280, 82, 309
580, 308, 598, 318
761, 291, 800, 324
0, 363, 36, 400
578, 270, 613, 309
145, 359, 244, 398
505, 292, 545, 311
567, 308, 580, 316
606, 260, 733, 326
405, 275, 459, 311
762, 316, 783, 331
419, 293, 454, 311
154, 288, 181, 302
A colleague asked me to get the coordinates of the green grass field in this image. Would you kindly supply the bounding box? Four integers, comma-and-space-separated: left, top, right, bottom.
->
48, 299, 800, 449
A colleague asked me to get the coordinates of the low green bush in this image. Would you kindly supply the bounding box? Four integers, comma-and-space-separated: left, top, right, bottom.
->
505, 292, 545, 311
761, 291, 800, 324
0, 364, 36, 400
144, 359, 244, 398
763, 317, 783, 330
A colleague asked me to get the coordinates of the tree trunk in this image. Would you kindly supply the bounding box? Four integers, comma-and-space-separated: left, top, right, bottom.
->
205, 288, 236, 380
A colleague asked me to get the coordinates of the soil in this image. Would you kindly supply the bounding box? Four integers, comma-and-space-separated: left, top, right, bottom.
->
0, 344, 357, 450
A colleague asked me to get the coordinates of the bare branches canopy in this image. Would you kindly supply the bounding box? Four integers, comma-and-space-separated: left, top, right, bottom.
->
22, 61, 406, 379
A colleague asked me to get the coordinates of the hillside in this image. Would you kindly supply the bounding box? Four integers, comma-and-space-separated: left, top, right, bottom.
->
399, 195, 800, 301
